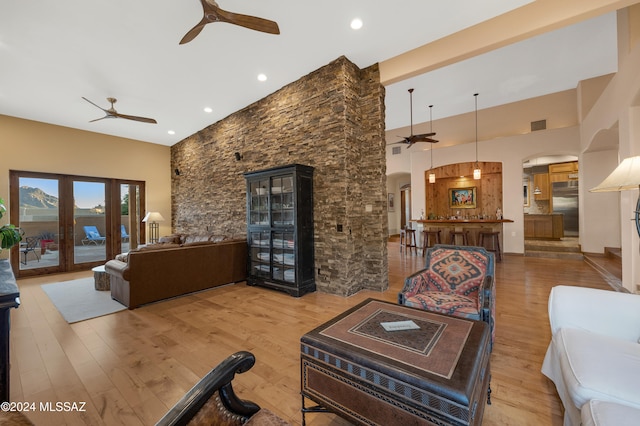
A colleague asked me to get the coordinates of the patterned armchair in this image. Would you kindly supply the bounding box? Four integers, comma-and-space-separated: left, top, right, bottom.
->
398, 244, 495, 348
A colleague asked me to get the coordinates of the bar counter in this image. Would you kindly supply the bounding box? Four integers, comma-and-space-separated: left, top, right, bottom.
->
414, 219, 514, 225
410, 218, 513, 249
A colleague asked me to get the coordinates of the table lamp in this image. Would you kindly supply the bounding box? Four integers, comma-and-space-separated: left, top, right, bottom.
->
142, 211, 164, 243
590, 155, 640, 237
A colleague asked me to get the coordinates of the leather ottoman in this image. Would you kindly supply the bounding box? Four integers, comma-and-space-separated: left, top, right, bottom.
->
300, 299, 491, 426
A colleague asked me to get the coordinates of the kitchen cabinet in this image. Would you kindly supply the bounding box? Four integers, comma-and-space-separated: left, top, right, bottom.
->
549, 162, 579, 183
533, 173, 550, 201
524, 214, 564, 239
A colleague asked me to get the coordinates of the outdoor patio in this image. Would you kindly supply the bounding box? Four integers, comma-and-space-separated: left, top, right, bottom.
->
20, 242, 130, 270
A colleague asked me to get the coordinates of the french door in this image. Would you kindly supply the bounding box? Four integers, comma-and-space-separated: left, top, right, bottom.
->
8, 171, 145, 278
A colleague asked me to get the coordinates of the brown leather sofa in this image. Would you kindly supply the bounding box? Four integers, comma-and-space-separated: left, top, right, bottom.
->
105, 235, 247, 309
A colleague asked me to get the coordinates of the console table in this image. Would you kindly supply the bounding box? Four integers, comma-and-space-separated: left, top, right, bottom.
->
0, 260, 20, 402
301, 299, 491, 426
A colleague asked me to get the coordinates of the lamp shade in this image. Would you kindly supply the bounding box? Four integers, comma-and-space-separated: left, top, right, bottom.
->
590, 156, 640, 192
142, 211, 165, 223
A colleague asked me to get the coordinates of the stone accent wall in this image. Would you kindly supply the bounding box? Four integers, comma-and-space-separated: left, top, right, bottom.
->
171, 56, 388, 296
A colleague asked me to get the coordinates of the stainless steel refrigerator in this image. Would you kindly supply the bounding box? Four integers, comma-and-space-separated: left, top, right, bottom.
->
552, 180, 579, 237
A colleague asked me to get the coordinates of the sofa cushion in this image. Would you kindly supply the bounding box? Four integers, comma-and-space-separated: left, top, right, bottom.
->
402, 292, 481, 320
137, 242, 181, 251
582, 400, 640, 426
556, 328, 640, 410
158, 234, 182, 244
182, 240, 215, 247
182, 234, 213, 244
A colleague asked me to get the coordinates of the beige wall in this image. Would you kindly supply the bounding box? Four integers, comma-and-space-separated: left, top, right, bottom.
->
0, 115, 172, 249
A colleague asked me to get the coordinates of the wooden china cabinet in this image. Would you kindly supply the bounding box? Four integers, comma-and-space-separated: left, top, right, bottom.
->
244, 164, 315, 297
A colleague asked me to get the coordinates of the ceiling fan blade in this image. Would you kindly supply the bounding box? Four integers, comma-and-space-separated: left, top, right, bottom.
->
114, 113, 157, 124
179, 18, 208, 44
410, 134, 439, 143
82, 97, 108, 113
216, 7, 280, 34
89, 115, 110, 123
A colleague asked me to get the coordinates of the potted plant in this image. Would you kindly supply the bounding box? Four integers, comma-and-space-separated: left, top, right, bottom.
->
0, 197, 22, 254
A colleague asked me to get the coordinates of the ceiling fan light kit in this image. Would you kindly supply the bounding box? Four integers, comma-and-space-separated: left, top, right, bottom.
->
180, 0, 280, 45
428, 104, 436, 184
473, 93, 481, 180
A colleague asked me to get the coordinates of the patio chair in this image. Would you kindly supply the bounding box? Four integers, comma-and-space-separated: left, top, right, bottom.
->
398, 244, 496, 349
121, 225, 129, 242
82, 225, 106, 245
20, 236, 40, 265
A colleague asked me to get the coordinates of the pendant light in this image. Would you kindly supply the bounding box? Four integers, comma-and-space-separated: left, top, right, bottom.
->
473, 93, 481, 180
428, 104, 436, 184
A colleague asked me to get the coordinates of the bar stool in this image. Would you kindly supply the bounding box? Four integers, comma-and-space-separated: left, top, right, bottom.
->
402, 227, 418, 254
421, 229, 441, 254
449, 230, 469, 246
478, 231, 502, 262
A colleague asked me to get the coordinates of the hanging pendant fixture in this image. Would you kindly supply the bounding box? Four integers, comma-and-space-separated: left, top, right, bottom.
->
473, 93, 481, 180
428, 104, 436, 184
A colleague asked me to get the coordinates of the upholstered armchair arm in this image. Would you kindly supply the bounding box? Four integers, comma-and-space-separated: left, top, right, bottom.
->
156, 351, 260, 426
398, 269, 432, 303
480, 275, 493, 320
548, 285, 640, 342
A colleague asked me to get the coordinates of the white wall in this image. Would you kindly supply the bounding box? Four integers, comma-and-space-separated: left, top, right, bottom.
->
386, 172, 410, 235
580, 16, 640, 292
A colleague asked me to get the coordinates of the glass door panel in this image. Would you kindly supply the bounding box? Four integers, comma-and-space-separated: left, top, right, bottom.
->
120, 183, 142, 253
16, 177, 61, 272
73, 180, 106, 265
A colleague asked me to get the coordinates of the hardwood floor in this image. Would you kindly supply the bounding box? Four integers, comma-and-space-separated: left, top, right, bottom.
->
9, 242, 613, 425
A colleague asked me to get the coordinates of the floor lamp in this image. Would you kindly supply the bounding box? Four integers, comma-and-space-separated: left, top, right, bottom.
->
143, 212, 164, 244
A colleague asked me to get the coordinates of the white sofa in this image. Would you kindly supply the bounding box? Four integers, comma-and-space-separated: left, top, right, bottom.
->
541, 285, 640, 425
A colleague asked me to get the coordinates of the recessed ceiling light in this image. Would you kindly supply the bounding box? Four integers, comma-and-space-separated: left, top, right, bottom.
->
204, 107, 213, 113
257, 73, 267, 82
168, 130, 175, 135
350, 18, 363, 30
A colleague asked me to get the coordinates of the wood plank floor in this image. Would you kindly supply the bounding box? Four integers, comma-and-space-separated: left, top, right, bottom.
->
9, 241, 613, 425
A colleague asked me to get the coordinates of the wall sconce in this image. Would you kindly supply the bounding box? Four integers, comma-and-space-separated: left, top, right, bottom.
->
473, 93, 481, 180
142, 211, 165, 243
234, 152, 243, 161
590, 155, 640, 237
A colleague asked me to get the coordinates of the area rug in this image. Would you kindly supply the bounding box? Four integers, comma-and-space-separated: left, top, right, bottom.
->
41, 278, 126, 323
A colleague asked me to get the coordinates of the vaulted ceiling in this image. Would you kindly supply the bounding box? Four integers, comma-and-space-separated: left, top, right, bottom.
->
0, 1, 628, 147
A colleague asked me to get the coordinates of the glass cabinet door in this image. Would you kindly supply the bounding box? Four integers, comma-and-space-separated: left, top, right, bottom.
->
249, 230, 271, 278
271, 175, 294, 227
249, 178, 269, 225
272, 230, 295, 283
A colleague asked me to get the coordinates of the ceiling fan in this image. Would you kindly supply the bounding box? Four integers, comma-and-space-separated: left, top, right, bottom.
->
180, 0, 280, 45
82, 97, 157, 124
389, 88, 438, 148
